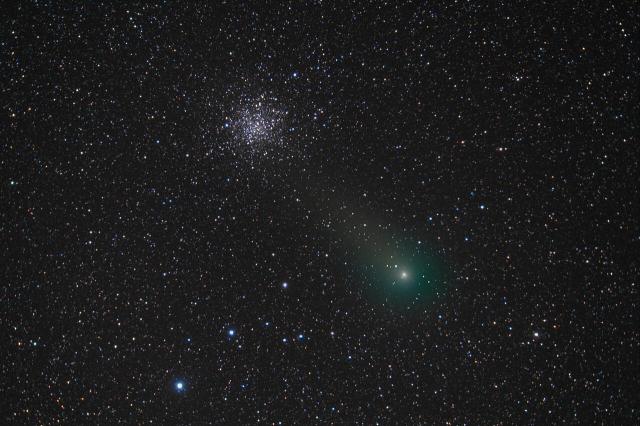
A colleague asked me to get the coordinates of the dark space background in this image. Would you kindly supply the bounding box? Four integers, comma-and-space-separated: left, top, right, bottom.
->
1, 1, 638, 424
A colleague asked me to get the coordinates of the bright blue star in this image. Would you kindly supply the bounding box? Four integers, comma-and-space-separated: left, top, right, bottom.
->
228, 329, 235, 337
174, 380, 185, 392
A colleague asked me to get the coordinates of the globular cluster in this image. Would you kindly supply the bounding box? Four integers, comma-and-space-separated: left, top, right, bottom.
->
226, 97, 288, 159
1, 1, 638, 424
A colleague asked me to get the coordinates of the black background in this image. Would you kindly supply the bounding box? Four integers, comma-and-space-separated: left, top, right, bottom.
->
2, 1, 638, 424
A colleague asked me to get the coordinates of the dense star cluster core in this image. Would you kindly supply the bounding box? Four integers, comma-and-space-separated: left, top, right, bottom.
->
227, 99, 287, 159
233, 104, 281, 145
2, 1, 638, 424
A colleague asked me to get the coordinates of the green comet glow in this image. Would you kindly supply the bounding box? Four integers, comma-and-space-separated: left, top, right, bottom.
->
294, 183, 448, 311
352, 236, 448, 312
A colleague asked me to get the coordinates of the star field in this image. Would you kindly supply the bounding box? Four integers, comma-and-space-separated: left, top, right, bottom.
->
2, 1, 638, 424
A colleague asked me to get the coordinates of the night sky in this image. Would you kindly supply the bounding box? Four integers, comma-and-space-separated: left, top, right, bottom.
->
2, 1, 638, 424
